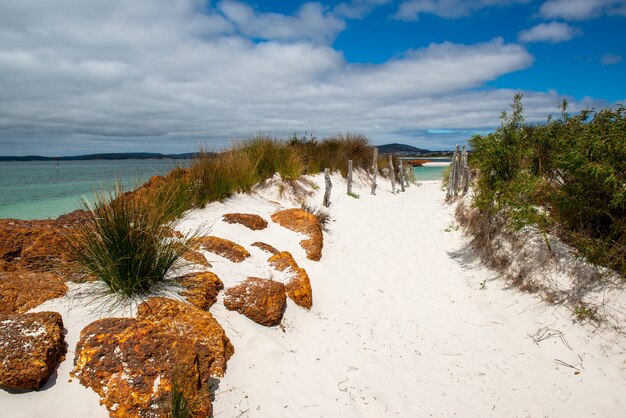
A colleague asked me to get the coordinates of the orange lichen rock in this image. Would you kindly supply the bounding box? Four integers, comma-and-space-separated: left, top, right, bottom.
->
0, 271, 67, 316
72, 298, 233, 418
180, 249, 212, 268
190, 236, 250, 263
268, 251, 313, 309
223, 278, 286, 327
178, 271, 224, 309
271, 209, 323, 261
251, 241, 279, 255
223, 213, 268, 230
0, 311, 66, 390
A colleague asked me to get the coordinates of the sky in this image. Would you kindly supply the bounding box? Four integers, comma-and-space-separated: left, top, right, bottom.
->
0, 0, 624, 155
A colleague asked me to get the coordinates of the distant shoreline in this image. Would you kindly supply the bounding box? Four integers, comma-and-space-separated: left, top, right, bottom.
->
0, 152, 199, 162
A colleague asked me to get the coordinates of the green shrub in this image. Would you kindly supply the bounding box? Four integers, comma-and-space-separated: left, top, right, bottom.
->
470, 95, 626, 277
65, 181, 188, 296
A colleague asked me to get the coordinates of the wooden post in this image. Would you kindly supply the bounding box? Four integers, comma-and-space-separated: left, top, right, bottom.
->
347, 160, 353, 195
371, 147, 378, 195
453, 144, 462, 198
323, 168, 332, 207
398, 160, 406, 192
446, 145, 458, 200
461, 145, 470, 195
388, 154, 396, 193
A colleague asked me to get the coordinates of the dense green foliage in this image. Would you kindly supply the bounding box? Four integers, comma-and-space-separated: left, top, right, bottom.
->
470, 94, 626, 277
65, 181, 188, 296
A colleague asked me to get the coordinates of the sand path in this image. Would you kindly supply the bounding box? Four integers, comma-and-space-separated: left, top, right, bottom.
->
211, 179, 626, 417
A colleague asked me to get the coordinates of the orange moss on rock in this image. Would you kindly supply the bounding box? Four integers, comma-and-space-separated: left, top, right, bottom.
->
271, 209, 323, 261
178, 271, 224, 309
190, 236, 250, 263
0, 271, 67, 316
268, 251, 313, 309
0, 311, 66, 390
222, 213, 268, 230
251, 241, 279, 255
72, 297, 233, 418
224, 277, 286, 326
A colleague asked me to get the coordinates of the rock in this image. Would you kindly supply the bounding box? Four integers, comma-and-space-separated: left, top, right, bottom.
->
0, 311, 66, 390
190, 236, 250, 263
222, 213, 268, 230
0, 271, 67, 316
178, 271, 224, 309
180, 249, 212, 268
268, 252, 313, 309
271, 209, 323, 261
73, 298, 233, 418
224, 278, 286, 326
251, 241, 279, 255
137, 298, 234, 379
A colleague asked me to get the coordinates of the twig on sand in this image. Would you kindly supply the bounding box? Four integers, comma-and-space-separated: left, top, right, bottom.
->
528, 326, 572, 350
235, 409, 250, 418
554, 358, 581, 371
337, 377, 354, 401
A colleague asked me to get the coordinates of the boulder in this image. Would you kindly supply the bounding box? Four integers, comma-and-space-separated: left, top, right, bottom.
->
271, 209, 323, 261
251, 241, 279, 255
178, 271, 224, 309
222, 213, 268, 230
73, 298, 233, 418
180, 249, 212, 268
0, 271, 67, 316
190, 236, 250, 263
268, 251, 313, 309
0, 311, 66, 390
224, 278, 286, 326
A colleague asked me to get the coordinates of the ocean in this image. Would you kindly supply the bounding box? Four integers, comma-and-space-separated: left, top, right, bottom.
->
0, 159, 185, 220
0, 159, 447, 220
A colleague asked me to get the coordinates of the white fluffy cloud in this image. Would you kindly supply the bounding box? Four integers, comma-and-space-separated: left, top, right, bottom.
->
0, 0, 607, 155
518, 22, 579, 43
539, 0, 626, 20
392, 0, 529, 20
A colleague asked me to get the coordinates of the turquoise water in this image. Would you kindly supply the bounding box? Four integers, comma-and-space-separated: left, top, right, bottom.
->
412, 165, 448, 181
0, 160, 184, 220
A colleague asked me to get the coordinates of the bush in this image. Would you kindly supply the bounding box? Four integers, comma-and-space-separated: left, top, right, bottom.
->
470, 95, 626, 277
64, 181, 188, 296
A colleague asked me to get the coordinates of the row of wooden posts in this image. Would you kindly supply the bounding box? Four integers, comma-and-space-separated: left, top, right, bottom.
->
322, 147, 412, 207
446, 144, 470, 201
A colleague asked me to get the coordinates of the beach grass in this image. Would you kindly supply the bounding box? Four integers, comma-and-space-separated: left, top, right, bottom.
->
64, 181, 188, 296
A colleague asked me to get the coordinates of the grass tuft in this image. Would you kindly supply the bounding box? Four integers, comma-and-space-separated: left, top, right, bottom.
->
64, 181, 189, 296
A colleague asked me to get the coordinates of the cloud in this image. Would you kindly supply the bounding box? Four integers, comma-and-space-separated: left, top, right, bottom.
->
0, 0, 609, 155
539, 0, 626, 20
217, 1, 345, 44
334, 0, 391, 19
392, 0, 529, 20
518, 22, 579, 43
601, 53, 623, 65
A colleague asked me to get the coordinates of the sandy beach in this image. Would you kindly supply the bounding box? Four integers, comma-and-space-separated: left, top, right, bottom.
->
2, 173, 625, 417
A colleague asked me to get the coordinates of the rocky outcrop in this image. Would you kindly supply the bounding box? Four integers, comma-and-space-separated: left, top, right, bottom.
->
73, 298, 233, 418
0, 271, 67, 316
222, 213, 268, 230
224, 278, 286, 326
190, 236, 250, 263
178, 271, 224, 310
268, 251, 313, 309
271, 209, 323, 261
251, 241, 279, 255
0, 311, 66, 390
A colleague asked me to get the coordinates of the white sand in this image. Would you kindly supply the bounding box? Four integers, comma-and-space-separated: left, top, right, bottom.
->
2, 173, 625, 417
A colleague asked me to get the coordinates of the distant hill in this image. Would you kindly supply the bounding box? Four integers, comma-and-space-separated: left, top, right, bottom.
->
0, 152, 199, 161
377, 143, 451, 156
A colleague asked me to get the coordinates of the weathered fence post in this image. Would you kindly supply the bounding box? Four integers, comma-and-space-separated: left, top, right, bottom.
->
347, 160, 353, 195
371, 147, 378, 195
323, 168, 332, 207
388, 154, 396, 193
453, 145, 463, 198
398, 160, 406, 192
446, 145, 459, 200
461, 145, 470, 195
